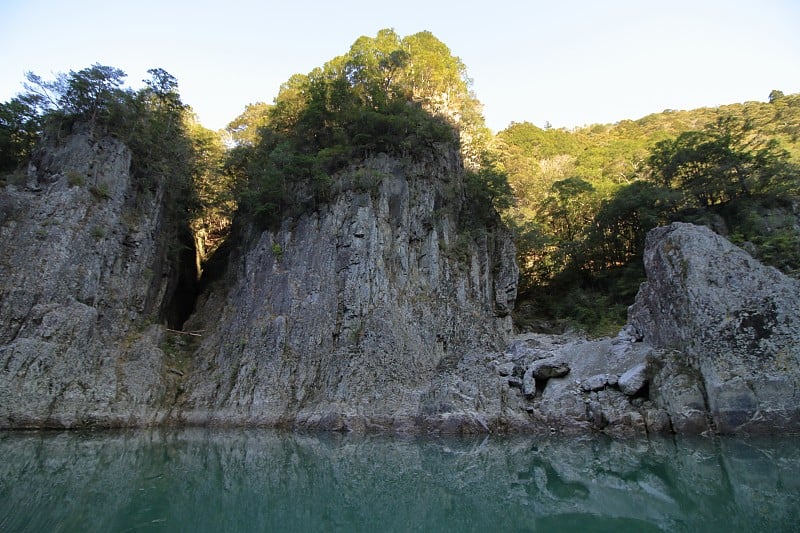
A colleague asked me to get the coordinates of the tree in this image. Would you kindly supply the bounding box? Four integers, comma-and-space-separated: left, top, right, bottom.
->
582, 181, 680, 271
541, 177, 595, 242
0, 94, 43, 171
59, 64, 128, 127
769, 89, 785, 104
402, 31, 469, 113
648, 115, 793, 206
187, 120, 232, 260
226, 102, 271, 146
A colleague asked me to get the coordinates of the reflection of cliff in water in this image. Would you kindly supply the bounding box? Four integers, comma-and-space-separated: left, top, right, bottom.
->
1, 430, 798, 532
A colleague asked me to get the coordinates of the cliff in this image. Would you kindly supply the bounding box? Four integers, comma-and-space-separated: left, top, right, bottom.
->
0, 129, 191, 427
179, 149, 519, 431
2, 129, 798, 436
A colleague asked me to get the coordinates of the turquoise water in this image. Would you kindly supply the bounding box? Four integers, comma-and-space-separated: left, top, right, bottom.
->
1, 429, 798, 532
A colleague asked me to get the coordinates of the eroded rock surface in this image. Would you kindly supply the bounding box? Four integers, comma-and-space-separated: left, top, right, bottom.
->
0, 129, 189, 428
180, 150, 519, 432
2, 131, 797, 437
629, 222, 800, 434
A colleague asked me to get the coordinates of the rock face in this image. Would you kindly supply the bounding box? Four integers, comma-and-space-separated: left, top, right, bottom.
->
3, 130, 797, 437
629, 222, 800, 434
179, 150, 518, 431
0, 129, 188, 428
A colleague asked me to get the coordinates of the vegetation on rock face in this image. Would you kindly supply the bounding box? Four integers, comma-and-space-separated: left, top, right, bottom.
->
225, 29, 509, 229
0, 64, 232, 268
2, 34, 798, 338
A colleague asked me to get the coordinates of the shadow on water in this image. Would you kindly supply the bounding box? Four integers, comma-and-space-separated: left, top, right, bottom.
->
0, 429, 798, 532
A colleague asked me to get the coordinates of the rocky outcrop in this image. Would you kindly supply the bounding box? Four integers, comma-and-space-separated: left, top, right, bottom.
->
629, 222, 800, 434
433, 221, 800, 437
0, 129, 189, 428
3, 130, 797, 437
179, 150, 518, 431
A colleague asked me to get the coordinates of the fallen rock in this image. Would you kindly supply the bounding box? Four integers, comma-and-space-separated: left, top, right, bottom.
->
629, 222, 800, 434
494, 361, 515, 377
618, 363, 648, 396
531, 357, 570, 379
522, 368, 537, 397
581, 375, 609, 392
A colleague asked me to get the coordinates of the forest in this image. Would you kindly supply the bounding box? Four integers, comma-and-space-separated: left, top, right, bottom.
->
1, 29, 798, 336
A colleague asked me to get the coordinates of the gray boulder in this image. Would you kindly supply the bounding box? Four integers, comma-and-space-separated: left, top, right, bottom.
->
618, 363, 648, 396
629, 222, 800, 434
580, 374, 609, 392
531, 357, 570, 379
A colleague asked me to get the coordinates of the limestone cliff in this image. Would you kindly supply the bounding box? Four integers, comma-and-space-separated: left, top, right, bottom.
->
179, 149, 519, 431
0, 129, 190, 427
4, 129, 797, 436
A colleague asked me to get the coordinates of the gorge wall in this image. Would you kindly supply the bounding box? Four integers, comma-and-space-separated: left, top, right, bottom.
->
178, 149, 519, 431
0, 129, 188, 427
1, 130, 798, 436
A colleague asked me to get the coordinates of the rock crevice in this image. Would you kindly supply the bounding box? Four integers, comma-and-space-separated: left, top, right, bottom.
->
2, 130, 798, 436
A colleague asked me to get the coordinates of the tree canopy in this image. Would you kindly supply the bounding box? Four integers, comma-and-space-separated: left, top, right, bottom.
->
496, 91, 800, 335
229, 29, 508, 229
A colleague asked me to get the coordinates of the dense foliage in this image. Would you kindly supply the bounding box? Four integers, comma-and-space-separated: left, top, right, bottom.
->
498, 93, 800, 335
0, 64, 232, 263
2, 65, 189, 195
227, 29, 508, 228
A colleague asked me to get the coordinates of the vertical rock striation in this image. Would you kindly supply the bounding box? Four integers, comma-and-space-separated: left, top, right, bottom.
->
0, 129, 188, 428
181, 150, 518, 431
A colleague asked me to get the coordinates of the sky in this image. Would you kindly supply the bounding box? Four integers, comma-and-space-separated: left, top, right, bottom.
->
1, 0, 799, 133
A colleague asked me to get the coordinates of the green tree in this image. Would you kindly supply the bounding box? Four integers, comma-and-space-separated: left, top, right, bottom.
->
226, 102, 271, 146
582, 181, 680, 271
541, 177, 595, 242
0, 94, 43, 171
231, 29, 497, 228
648, 115, 793, 206
58, 64, 128, 128
187, 119, 231, 260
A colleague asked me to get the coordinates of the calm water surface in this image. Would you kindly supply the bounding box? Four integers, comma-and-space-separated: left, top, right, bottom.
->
1, 429, 798, 532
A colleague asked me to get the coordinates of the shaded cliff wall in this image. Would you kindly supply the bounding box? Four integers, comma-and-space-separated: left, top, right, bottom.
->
0, 129, 191, 427
180, 149, 518, 431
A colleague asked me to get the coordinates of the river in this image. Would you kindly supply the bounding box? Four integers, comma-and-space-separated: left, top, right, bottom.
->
1, 429, 798, 532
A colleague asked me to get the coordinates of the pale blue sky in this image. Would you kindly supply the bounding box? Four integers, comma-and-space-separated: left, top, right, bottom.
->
2, 0, 798, 132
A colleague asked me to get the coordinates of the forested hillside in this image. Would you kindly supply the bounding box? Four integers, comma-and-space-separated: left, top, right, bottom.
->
1, 31, 797, 337
497, 91, 800, 334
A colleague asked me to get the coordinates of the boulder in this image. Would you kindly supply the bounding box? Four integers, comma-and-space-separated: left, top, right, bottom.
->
629, 222, 800, 434
581, 375, 609, 392
618, 363, 648, 396
531, 357, 570, 379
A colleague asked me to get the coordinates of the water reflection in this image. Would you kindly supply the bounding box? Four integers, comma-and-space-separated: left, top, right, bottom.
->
1, 429, 798, 532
